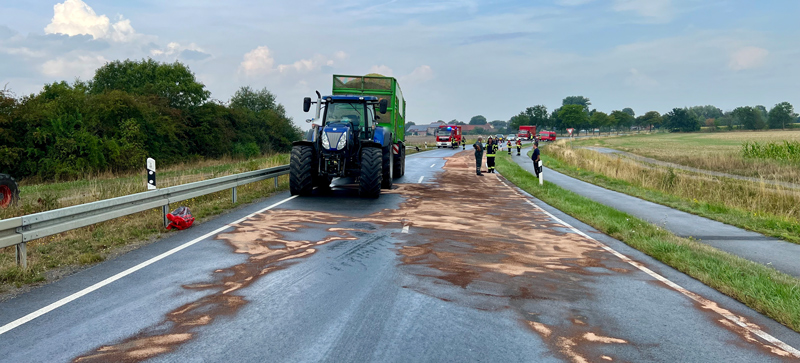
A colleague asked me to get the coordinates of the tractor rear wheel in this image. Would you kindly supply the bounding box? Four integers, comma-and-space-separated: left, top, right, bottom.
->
393, 145, 405, 177
290, 145, 314, 196
359, 148, 382, 198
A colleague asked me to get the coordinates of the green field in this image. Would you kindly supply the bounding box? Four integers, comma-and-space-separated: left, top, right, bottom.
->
573, 131, 800, 184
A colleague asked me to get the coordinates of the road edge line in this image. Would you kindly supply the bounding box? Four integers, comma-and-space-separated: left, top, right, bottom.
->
0, 195, 298, 336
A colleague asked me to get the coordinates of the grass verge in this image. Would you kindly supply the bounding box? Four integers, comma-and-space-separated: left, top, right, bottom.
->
496, 153, 800, 332
0, 154, 290, 294
535, 145, 800, 244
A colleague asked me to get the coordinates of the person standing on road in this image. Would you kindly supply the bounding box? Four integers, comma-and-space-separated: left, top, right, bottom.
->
461, 138, 466, 150
507, 140, 512, 155
516, 139, 522, 156
486, 138, 498, 173
531, 142, 541, 178
473, 137, 484, 176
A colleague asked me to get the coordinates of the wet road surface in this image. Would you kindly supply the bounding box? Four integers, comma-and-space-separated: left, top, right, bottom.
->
1, 148, 799, 362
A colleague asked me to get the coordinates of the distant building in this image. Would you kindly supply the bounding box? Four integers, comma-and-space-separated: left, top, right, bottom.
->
461, 125, 496, 134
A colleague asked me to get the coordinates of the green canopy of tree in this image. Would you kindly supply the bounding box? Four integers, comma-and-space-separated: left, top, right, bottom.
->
663, 108, 701, 132
91, 59, 211, 109
559, 105, 589, 129
622, 108, 635, 117
768, 102, 796, 129
0, 60, 300, 181
469, 115, 487, 125
562, 96, 591, 113
733, 106, 767, 130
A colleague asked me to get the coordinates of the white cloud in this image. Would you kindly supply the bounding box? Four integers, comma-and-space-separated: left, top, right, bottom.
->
334, 51, 348, 60
368, 65, 394, 77
44, 0, 138, 42
151, 42, 208, 59
728, 46, 768, 71
41, 55, 107, 78
239, 46, 276, 76
612, 0, 673, 22
401, 65, 434, 84
625, 68, 659, 88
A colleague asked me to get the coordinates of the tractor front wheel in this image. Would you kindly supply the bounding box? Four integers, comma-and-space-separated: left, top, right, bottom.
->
290, 145, 315, 196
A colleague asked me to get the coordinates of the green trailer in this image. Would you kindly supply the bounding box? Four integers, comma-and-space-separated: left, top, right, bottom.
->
332, 75, 406, 147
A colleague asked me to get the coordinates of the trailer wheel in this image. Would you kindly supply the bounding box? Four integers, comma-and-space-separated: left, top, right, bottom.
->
360, 148, 382, 198
0, 174, 19, 209
393, 145, 405, 177
381, 147, 393, 189
290, 145, 314, 196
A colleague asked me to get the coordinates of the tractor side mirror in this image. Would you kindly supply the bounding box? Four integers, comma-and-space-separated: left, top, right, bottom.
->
303, 97, 312, 112
379, 99, 388, 114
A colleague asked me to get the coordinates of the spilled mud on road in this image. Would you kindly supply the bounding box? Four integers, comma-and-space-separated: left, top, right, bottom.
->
75, 151, 795, 362
73, 210, 358, 363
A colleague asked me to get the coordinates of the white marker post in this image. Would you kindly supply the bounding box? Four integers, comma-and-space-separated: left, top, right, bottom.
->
146, 158, 156, 190
539, 160, 544, 185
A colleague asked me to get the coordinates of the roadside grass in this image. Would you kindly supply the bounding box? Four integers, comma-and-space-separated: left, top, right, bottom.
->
570, 131, 800, 184
538, 142, 800, 244
0, 154, 290, 293
496, 154, 800, 332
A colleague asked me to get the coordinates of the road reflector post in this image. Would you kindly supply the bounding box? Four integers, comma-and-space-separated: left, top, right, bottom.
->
146, 158, 156, 190
232, 186, 238, 203
16, 242, 26, 268
274, 177, 278, 188
539, 160, 544, 185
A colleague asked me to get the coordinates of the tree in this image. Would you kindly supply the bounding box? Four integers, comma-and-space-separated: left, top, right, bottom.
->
688, 105, 723, 120
525, 105, 549, 128
508, 112, 527, 131
91, 59, 210, 109
622, 108, 635, 117
469, 115, 487, 125
448, 119, 459, 125
230, 86, 286, 116
562, 96, 591, 113
610, 110, 635, 133
663, 108, 701, 132
733, 106, 767, 130
589, 111, 608, 135
407, 121, 416, 126
638, 111, 662, 131
490, 120, 507, 129
768, 102, 796, 129
558, 105, 588, 131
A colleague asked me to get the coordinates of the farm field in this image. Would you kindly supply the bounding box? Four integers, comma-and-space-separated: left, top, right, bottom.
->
572, 131, 800, 184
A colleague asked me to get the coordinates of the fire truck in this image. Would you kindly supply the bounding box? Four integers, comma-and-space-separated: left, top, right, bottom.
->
517, 125, 536, 140
436, 125, 463, 148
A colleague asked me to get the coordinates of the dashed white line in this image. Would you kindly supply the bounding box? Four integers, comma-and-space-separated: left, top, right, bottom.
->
496, 179, 800, 358
418, 176, 425, 183
430, 164, 436, 168
0, 195, 299, 336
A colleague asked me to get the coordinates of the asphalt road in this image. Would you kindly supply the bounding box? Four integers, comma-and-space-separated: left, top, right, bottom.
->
1, 147, 799, 362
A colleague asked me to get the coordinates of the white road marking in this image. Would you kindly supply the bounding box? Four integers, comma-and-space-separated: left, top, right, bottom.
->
418, 176, 425, 183
430, 164, 436, 168
402, 225, 410, 233
496, 179, 800, 358
0, 195, 299, 336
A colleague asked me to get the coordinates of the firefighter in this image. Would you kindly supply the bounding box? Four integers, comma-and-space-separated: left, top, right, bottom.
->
473, 137, 484, 176
452, 138, 458, 149
507, 140, 512, 155
461, 137, 466, 150
486, 138, 498, 173
516, 139, 522, 156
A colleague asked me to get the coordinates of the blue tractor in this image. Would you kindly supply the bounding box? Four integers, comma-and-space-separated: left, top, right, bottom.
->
290, 93, 393, 198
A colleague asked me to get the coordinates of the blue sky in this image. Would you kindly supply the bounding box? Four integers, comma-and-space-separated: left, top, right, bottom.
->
1, 0, 798, 128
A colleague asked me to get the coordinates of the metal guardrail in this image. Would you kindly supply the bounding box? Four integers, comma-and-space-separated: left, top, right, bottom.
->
0, 165, 289, 267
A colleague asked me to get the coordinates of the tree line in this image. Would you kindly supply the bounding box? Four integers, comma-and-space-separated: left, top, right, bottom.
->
0, 59, 301, 181
506, 96, 798, 135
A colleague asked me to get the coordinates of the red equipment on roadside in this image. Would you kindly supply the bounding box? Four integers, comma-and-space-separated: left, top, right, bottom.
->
166, 206, 195, 230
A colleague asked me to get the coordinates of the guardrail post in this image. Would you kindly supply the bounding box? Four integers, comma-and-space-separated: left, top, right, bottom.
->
274, 177, 278, 189
16, 242, 27, 268
539, 160, 544, 185
163, 205, 169, 228
232, 187, 238, 203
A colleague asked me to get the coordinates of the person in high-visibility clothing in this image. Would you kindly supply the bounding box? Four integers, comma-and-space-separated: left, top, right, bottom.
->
451, 138, 458, 149
516, 139, 522, 156
461, 138, 466, 150
486, 138, 498, 173
507, 140, 512, 155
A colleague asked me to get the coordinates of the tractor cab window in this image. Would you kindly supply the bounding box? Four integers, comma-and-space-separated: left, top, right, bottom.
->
325, 102, 368, 134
